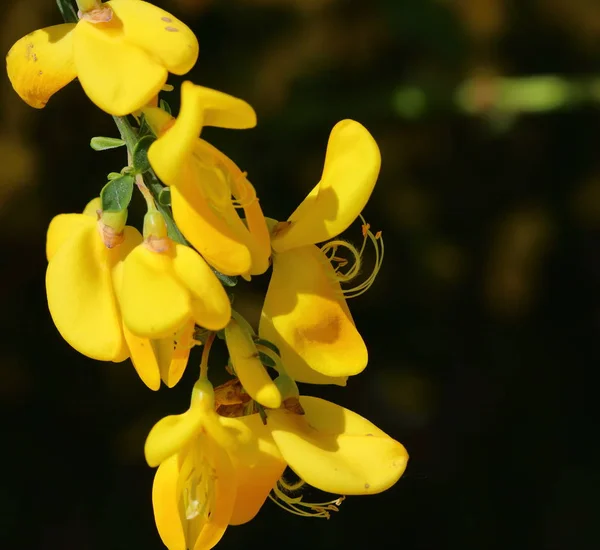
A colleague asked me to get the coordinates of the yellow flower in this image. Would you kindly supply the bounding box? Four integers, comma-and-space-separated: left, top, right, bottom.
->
46, 201, 141, 363
259, 120, 381, 385
6, 0, 198, 115
46, 200, 193, 390
146, 81, 271, 278
119, 227, 232, 339
145, 379, 286, 549
144, 380, 408, 548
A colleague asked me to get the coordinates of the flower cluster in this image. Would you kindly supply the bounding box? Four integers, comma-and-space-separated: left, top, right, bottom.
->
7, 1, 408, 548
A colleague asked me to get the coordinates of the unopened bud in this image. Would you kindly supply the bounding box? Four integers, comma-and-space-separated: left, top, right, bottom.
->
225, 318, 282, 409
143, 211, 170, 252
99, 209, 127, 248
77, 1, 112, 22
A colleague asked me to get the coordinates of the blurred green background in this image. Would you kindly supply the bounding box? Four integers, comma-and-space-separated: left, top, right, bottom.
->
1, 0, 599, 548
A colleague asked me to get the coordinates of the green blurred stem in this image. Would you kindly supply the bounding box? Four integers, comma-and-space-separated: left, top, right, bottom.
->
56, 0, 78, 23
113, 115, 187, 245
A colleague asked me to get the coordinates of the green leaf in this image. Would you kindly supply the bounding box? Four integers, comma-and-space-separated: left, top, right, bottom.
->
253, 338, 281, 357
132, 135, 156, 174
56, 0, 78, 23
159, 98, 172, 115
107, 172, 122, 180
158, 187, 171, 206
101, 174, 135, 212
90, 136, 126, 151
137, 113, 155, 139
213, 271, 238, 287
258, 352, 277, 368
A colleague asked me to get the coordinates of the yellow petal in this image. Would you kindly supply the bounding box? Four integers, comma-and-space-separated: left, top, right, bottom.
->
152, 454, 186, 550
196, 139, 271, 276
156, 320, 195, 388
260, 245, 366, 381
241, 192, 271, 276
143, 105, 174, 137
109, 0, 198, 74
171, 243, 231, 330
46, 213, 92, 262
170, 170, 252, 276
259, 316, 348, 386
219, 414, 286, 525
122, 322, 161, 391
268, 397, 409, 495
82, 197, 102, 217
148, 81, 256, 187
73, 19, 166, 115
121, 244, 192, 338
225, 318, 282, 409
145, 408, 204, 468
178, 437, 237, 550
46, 220, 126, 361
6, 24, 76, 109
272, 120, 381, 252
195, 85, 257, 130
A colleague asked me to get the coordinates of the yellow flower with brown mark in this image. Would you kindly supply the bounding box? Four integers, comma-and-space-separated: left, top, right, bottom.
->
6, 0, 198, 115
259, 119, 382, 385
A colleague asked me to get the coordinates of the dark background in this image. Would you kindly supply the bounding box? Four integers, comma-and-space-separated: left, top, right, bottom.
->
1, 0, 599, 548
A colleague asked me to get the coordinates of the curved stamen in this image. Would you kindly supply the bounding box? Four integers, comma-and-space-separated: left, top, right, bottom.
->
192, 148, 258, 214
320, 214, 384, 298
268, 477, 345, 519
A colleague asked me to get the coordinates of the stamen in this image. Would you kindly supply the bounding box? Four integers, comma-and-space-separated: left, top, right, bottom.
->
268, 478, 345, 519
191, 149, 257, 214
230, 173, 258, 210
320, 214, 384, 298
180, 447, 216, 547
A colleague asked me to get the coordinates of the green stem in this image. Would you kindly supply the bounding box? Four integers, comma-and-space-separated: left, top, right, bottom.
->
113, 115, 186, 244
144, 170, 187, 244
112, 115, 138, 151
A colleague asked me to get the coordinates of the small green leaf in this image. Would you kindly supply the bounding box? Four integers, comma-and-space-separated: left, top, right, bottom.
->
159, 98, 172, 115
101, 174, 135, 212
254, 338, 281, 357
132, 135, 156, 174
56, 0, 78, 23
158, 187, 171, 206
107, 172, 122, 180
213, 271, 238, 287
137, 113, 155, 138
90, 136, 126, 151
258, 352, 277, 368
256, 403, 268, 425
